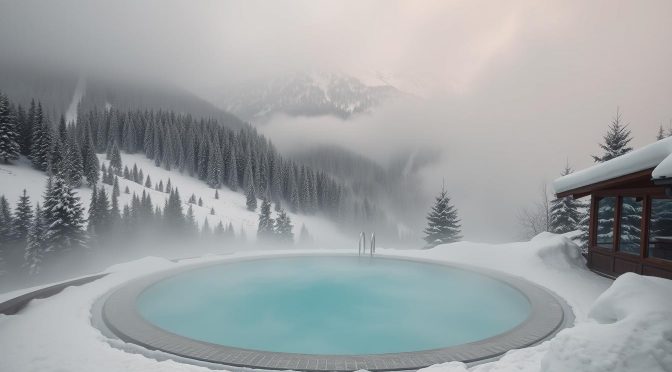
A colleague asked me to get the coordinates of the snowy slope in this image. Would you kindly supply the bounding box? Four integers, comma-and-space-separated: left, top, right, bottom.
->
1, 234, 670, 372
0, 153, 350, 249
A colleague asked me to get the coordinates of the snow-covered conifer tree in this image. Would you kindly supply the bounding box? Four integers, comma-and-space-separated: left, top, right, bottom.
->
227, 146, 238, 190
42, 175, 87, 256
245, 165, 257, 211
12, 189, 33, 245
185, 205, 197, 235
549, 166, 586, 234
257, 198, 274, 241
0, 92, 20, 163
25, 203, 47, 275
423, 186, 462, 248
298, 224, 313, 247
274, 210, 294, 244
202, 217, 211, 237
109, 142, 122, 173
0, 196, 13, 249
214, 221, 225, 237
592, 108, 633, 162
81, 128, 99, 187
30, 104, 51, 171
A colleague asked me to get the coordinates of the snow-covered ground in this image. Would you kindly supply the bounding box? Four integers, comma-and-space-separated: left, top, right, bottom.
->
0, 153, 350, 248
1, 233, 670, 372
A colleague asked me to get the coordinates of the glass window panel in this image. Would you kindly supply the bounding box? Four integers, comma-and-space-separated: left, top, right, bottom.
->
649, 198, 672, 261
618, 197, 642, 255
596, 197, 616, 249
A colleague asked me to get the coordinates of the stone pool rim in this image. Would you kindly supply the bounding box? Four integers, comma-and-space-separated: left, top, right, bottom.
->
100, 253, 572, 371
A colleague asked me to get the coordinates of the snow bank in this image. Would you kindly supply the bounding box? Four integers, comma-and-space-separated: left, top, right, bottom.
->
541, 273, 672, 372
0, 256, 220, 372
553, 136, 672, 194
415, 272, 672, 372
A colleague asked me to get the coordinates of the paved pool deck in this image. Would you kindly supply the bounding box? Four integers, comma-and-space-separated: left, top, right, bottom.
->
97, 253, 574, 371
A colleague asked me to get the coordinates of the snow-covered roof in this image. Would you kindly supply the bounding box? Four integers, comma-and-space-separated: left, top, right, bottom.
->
553, 136, 672, 195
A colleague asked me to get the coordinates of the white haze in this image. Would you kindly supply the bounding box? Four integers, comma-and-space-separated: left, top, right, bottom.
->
1, 0, 671, 241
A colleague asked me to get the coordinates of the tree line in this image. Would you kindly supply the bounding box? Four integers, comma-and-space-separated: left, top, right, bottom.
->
0, 89, 384, 282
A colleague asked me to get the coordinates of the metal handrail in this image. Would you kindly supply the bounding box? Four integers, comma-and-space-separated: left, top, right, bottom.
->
370, 232, 376, 256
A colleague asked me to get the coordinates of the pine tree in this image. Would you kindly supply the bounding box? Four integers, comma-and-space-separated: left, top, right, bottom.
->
0, 92, 20, 163
298, 224, 313, 247
226, 222, 235, 240
214, 221, 225, 237
197, 136, 209, 180
423, 186, 462, 248
0, 195, 13, 248
42, 175, 87, 256
144, 175, 152, 188
30, 104, 51, 171
109, 142, 122, 173
110, 188, 121, 229
210, 207, 215, 215
288, 167, 299, 213
163, 188, 184, 230
87, 186, 100, 234
64, 134, 84, 187
257, 198, 274, 241
185, 205, 197, 235
202, 217, 211, 237
227, 146, 238, 190
592, 108, 633, 162
19, 101, 34, 156
214, 189, 219, 199
12, 189, 33, 244
658, 125, 666, 141
549, 166, 586, 234
206, 143, 221, 188
274, 209, 294, 244
25, 203, 47, 275
198, 197, 203, 207
246, 179, 257, 211
113, 176, 120, 197
81, 128, 99, 187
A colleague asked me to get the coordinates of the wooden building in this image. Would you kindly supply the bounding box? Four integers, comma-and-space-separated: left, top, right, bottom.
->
553, 137, 672, 279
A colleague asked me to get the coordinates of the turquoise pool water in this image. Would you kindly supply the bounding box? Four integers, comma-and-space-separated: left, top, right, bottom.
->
136, 256, 531, 355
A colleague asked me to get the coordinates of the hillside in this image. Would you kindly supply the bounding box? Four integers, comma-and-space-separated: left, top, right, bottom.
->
0, 153, 350, 251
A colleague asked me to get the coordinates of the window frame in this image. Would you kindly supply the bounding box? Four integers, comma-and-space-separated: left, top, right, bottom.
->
646, 195, 672, 264
591, 188, 664, 262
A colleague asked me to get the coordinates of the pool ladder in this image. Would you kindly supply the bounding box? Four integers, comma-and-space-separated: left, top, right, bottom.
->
358, 232, 376, 256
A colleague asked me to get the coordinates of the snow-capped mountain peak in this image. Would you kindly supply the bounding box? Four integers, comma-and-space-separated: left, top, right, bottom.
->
214, 72, 404, 122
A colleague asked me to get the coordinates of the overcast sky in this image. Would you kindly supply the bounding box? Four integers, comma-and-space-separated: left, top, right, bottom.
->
1, 0, 671, 241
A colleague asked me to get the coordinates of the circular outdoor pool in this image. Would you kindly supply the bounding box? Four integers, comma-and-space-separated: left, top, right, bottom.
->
101, 255, 570, 371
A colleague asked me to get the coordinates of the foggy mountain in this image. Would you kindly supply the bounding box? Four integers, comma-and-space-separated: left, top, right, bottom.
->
291, 145, 439, 236
210, 72, 405, 122
0, 63, 247, 129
